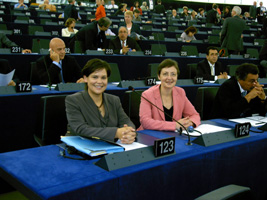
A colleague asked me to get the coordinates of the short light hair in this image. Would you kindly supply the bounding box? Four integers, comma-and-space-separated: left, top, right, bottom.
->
125, 10, 133, 18
65, 18, 76, 27
232, 6, 242, 16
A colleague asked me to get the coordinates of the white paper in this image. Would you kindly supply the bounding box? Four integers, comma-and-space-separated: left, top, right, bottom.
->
229, 116, 267, 127
116, 140, 148, 151
0, 69, 15, 86
182, 124, 232, 136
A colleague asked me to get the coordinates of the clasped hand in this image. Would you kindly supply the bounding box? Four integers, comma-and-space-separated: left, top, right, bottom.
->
115, 124, 136, 144
246, 82, 265, 102
176, 117, 193, 130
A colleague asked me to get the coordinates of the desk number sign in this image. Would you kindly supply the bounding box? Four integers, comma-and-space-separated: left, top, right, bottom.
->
145, 77, 156, 86
16, 82, 32, 93
235, 122, 251, 138
154, 137, 175, 157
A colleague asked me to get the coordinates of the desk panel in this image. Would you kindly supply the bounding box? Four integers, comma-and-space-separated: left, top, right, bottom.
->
0, 128, 266, 200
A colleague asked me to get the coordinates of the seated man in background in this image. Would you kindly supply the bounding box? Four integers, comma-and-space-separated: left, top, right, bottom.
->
0, 33, 31, 53
0, 59, 16, 86
196, 46, 228, 81
70, 17, 111, 52
108, 26, 141, 55
36, 38, 83, 85
14, 0, 28, 9
211, 63, 267, 119
39, 0, 56, 12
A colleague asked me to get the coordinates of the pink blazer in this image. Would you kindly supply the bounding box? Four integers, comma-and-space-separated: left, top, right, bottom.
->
138, 85, 201, 131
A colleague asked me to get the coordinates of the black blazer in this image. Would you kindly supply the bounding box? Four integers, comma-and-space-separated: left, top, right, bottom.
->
36, 54, 82, 84
211, 77, 267, 119
259, 40, 267, 61
196, 59, 226, 81
71, 21, 107, 52
108, 36, 141, 54
64, 4, 79, 21
206, 9, 218, 24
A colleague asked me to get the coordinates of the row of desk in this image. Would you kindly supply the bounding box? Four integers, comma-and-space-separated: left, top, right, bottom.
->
0, 53, 261, 82
0, 119, 266, 199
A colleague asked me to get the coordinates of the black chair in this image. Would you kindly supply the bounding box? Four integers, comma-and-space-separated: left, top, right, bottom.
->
32, 38, 50, 53
34, 95, 68, 146
195, 184, 252, 200
227, 65, 239, 76
108, 63, 121, 82
186, 63, 197, 79
30, 61, 40, 85
151, 44, 167, 56
152, 32, 165, 41
194, 87, 219, 120
74, 40, 84, 53
28, 25, 44, 35
122, 90, 144, 128
180, 45, 198, 57
148, 63, 159, 80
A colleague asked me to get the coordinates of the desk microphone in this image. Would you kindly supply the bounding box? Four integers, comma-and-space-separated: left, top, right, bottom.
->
128, 86, 193, 145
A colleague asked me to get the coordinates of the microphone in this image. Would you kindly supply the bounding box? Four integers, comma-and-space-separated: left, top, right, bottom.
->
43, 55, 52, 90
128, 86, 193, 145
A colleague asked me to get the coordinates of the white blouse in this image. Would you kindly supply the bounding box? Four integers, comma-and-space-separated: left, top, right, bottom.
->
61, 27, 78, 37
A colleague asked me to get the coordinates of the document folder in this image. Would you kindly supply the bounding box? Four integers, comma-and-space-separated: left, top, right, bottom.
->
61, 136, 124, 157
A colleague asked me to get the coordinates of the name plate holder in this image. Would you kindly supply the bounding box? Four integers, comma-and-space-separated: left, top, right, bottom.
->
192, 129, 250, 147
55, 83, 85, 91
0, 86, 16, 95
95, 145, 175, 171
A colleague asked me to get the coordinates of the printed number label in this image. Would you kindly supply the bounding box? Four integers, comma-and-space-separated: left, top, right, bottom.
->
11, 46, 21, 53
144, 50, 152, 55
145, 77, 156, 86
235, 122, 251, 138
154, 137, 175, 157
16, 82, 32, 93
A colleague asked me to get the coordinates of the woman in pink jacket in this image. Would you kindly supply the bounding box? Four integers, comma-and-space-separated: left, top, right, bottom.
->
138, 59, 201, 131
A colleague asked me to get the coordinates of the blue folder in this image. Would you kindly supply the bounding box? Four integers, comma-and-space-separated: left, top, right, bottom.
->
61, 136, 124, 157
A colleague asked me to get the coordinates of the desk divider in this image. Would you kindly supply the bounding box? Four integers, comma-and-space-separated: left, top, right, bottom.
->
95, 146, 175, 171
55, 83, 85, 91
192, 129, 249, 147
0, 86, 16, 95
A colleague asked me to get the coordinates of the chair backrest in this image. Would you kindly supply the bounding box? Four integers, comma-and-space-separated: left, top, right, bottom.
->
32, 38, 50, 53
254, 38, 265, 46
194, 87, 219, 120
127, 51, 144, 56
0, 24, 7, 30
152, 32, 165, 41
246, 48, 259, 59
227, 65, 239, 76
28, 25, 44, 35
186, 63, 197, 79
108, 63, 121, 82
151, 44, 167, 56
122, 90, 144, 128
208, 35, 220, 45
168, 26, 178, 32
34, 31, 52, 36
40, 18, 52, 24
148, 63, 159, 80
180, 45, 198, 56
74, 40, 84, 53
142, 25, 153, 31
34, 95, 68, 146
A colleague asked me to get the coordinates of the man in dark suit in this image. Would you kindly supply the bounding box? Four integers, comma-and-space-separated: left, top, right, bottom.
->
249, 1, 257, 19
64, 0, 79, 22
211, 63, 267, 119
154, 0, 165, 15
36, 38, 83, 85
108, 26, 141, 55
196, 46, 228, 81
221, 6, 246, 55
70, 17, 112, 53
206, 4, 218, 25
0, 33, 31, 53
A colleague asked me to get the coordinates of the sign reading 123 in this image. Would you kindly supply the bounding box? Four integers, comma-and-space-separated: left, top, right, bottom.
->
154, 137, 175, 157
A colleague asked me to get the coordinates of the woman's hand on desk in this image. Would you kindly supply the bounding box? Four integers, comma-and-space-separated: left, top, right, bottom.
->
115, 125, 136, 144
176, 117, 194, 129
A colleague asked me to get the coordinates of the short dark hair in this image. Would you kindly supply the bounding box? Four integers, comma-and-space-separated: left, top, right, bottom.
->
118, 3, 124, 10
206, 46, 218, 55
212, 3, 218, 9
98, 17, 112, 27
235, 63, 259, 81
198, 8, 204, 12
185, 26, 197, 35
157, 59, 180, 77
82, 58, 111, 77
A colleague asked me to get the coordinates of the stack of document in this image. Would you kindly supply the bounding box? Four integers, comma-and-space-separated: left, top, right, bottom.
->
182, 124, 232, 136
61, 136, 124, 157
229, 116, 267, 127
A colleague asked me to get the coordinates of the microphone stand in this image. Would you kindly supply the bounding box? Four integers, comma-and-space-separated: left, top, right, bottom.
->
128, 86, 192, 145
